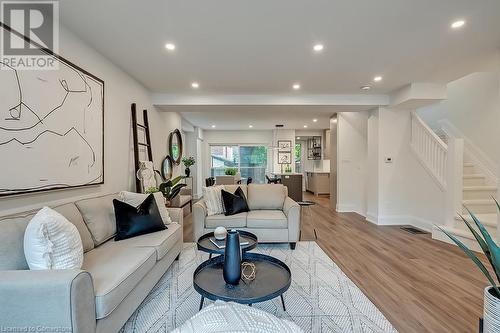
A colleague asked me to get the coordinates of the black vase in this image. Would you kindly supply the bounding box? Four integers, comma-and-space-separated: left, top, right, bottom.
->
223, 230, 241, 285
185, 167, 191, 177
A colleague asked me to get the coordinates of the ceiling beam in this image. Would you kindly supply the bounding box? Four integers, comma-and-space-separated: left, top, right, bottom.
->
152, 94, 389, 107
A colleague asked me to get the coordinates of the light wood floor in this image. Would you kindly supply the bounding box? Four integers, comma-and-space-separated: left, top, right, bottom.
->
183, 193, 488, 333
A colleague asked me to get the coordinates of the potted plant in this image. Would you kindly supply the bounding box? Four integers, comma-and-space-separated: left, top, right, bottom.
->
225, 167, 237, 176
182, 156, 195, 177
438, 199, 500, 332
153, 175, 186, 206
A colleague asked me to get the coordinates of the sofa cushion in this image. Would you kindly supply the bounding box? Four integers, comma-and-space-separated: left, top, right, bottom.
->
224, 185, 247, 199
75, 193, 118, 246
0, 213, 34, 270
247, 210, 288, 229
247, 184, 286, 210
106, 223, 182, 261
82, 243, 156, 319
205, 212, 247, 229
53, 203, 94, 252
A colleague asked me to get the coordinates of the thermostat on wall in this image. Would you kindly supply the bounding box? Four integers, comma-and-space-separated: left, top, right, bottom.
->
385, 157, 393, 163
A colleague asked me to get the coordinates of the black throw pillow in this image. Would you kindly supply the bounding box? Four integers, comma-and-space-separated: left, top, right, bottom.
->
113, 194, 166, 241
221, 186, 250, 216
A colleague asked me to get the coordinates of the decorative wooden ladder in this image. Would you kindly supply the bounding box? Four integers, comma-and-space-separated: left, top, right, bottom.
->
131, 103, 153, 192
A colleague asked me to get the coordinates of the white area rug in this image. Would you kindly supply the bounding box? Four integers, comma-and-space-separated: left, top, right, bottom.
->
121, 242, 398, 333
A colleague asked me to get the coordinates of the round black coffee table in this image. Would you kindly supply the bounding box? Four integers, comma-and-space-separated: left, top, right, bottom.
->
197, 230, 258, 258
193, 252, 291, 311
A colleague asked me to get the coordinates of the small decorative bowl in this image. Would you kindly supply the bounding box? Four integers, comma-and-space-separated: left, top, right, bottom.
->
214, 226, 227, 240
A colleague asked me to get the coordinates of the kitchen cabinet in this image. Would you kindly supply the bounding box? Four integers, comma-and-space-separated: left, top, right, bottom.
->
305, 172, 330, 195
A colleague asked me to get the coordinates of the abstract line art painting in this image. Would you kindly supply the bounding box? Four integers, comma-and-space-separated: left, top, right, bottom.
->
0, 25, 104, 196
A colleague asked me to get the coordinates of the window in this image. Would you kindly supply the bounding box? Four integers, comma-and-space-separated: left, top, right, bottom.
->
210, 145, 267, 183
295, 143, 302, 173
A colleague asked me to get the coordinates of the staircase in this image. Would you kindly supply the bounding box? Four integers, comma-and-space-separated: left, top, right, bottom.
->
432, 158, 498, 252
410, 111, 498, 252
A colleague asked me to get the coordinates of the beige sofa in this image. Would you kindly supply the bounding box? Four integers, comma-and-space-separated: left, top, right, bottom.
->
193, 184, 300, 249
0, 193, 183, 333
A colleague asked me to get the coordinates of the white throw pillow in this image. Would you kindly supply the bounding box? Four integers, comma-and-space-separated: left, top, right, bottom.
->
24, 207, 83, 270
202, 185, 225, 216
118, 191, 172, 224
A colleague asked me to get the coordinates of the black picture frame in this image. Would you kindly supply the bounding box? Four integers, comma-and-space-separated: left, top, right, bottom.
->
278, 152, 292, 164
0, 22, 105, 197
278, 140, 292, 152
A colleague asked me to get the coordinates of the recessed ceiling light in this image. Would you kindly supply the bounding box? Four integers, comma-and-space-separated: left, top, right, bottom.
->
373, 76, 382, 82
451, 20, 466, 29
313, 44, 324, 52
211, 124, 216, 128
297, 137, 301, 140
249, 125, 253, 128
360, 85, 371, 91
292, 83, 301, 90
313, 118, 318, 122
191, 82, 199, 88
165, 43, 176, 50
303, 125, 308, 128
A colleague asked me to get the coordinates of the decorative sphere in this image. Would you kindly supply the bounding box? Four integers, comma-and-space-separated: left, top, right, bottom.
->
214, 226, 227, 240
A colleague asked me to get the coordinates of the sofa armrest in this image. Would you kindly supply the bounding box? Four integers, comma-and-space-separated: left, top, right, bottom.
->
167, 207, 183, 225
283, 196, 301, 242
0, 269, 95, 333
193, 200, 208, 242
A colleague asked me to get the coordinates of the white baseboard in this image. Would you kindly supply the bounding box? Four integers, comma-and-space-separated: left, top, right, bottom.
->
363, 214, 434, 232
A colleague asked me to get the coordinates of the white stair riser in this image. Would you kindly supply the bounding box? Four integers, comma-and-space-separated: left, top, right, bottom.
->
463, 177, 486, 186
463, 165, 475, 175
462, 203, 497, 214
432, 228, 483, 252
463, 189, 498, 200
456, 221, 497, 237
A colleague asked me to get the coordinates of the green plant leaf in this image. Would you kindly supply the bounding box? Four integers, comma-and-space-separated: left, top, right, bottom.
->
170, 175, 184, 187
464, 206, 500, 283
167, 183, 187, 200
438, 226, 500, 294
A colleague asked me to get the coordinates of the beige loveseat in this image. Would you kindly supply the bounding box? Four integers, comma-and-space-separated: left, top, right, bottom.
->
193, 184, 300, 249
0, 193, 183, 333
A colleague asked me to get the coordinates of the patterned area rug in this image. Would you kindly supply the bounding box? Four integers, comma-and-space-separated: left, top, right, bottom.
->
121, 242, 398, 333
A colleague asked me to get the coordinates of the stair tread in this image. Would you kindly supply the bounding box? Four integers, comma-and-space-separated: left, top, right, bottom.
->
454, 213, 498, 227
463, 174, 485, 179
463, 186, 497, 191
464, 162, 475, 167
463, 199, 496, 204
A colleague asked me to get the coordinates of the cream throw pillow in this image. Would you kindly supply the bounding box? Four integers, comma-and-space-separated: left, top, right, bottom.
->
118, 191, 172, 224
24, 207, 83, 270
202, 185, 225, 216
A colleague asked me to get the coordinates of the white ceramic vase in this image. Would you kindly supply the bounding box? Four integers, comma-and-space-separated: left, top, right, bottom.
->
484, 286, 500, 332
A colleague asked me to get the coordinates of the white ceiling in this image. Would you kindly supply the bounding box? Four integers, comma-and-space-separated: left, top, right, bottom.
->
162, 105, 371, 130
60, 0, 500, 96
59, 0, 500, 130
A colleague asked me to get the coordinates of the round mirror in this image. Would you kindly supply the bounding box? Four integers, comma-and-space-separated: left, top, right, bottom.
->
168, 129, 183, 165
161, 156, 173, 180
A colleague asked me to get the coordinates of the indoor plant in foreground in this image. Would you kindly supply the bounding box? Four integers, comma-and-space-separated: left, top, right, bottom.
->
438, 199, 500, 332
182, 156, 195, 177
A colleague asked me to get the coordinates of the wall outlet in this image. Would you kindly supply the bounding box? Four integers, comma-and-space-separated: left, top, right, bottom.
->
385, 157, 393, 163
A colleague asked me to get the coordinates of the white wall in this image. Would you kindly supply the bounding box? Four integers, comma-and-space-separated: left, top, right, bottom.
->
336, 111, 368, 215
377, 108, 444, 229
337, 107, 445, 230
0, 25, 182, 215
418, 71, 500, 170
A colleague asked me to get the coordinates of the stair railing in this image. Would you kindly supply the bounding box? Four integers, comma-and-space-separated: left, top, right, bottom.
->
410, 111, 463, 227
410, 111, 448, 190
